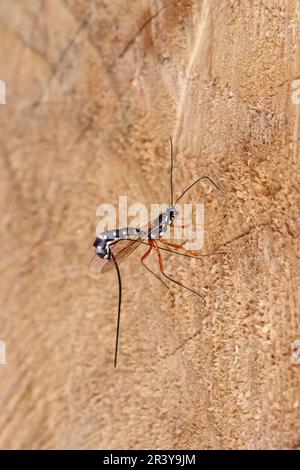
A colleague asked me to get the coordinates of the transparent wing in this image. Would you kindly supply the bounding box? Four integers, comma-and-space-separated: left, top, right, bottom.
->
90, 237, 146, 274
90, 254, 109, 272
102, 238, 144, 273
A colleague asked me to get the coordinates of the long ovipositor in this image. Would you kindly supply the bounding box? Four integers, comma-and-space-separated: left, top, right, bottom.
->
91, 136, 220, 368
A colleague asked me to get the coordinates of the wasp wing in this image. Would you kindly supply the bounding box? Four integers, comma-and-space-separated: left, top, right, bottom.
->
90, 237, 145, 273
90, 254, 109, 272
103, 238, 144, 273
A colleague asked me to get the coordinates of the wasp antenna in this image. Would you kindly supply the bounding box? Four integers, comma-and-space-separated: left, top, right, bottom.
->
175, 176, 220, 204
111, 252, 122, 368
170, 137, 174, 206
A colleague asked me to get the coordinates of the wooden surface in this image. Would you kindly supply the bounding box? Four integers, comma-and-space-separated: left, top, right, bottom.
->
0, 0, 299, 449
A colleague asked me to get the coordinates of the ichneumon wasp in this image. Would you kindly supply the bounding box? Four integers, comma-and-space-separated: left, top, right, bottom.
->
91, 138, 220, 367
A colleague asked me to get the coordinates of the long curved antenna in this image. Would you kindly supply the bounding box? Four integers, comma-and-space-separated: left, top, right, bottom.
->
175, 176, 220, 204
170, 137, 174, 206
111, 252, 122, 368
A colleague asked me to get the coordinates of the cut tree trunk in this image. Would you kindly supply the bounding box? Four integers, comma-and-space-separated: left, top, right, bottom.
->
0, 0, 299, 449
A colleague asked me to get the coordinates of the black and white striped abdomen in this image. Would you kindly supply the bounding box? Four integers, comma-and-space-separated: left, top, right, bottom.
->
93, 226, 144, 259
96, 226, 143, 241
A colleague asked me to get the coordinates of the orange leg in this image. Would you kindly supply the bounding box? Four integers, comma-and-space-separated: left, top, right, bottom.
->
158, 238, 202, 257
141, 243, 153, 262
151, 240, 164, 271
159, 238, 226, 257
140, 242, 174, 298
159, 239, 186, 250
151, 240, 206, 303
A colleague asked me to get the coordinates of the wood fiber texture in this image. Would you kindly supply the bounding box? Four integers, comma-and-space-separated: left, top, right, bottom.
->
0, 0, 299, 450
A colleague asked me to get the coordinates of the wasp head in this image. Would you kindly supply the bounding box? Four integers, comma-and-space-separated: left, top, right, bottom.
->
93, 238, 108, 258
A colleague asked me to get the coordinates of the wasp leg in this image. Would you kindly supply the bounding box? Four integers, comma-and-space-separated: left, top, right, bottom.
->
151, 240, 206, 304
158, 238, 201, 257
158, 239, 226, 258
141, 243, 174, 298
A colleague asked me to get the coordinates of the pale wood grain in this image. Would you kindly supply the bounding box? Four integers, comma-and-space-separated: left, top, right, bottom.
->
0, 0, 299, 449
